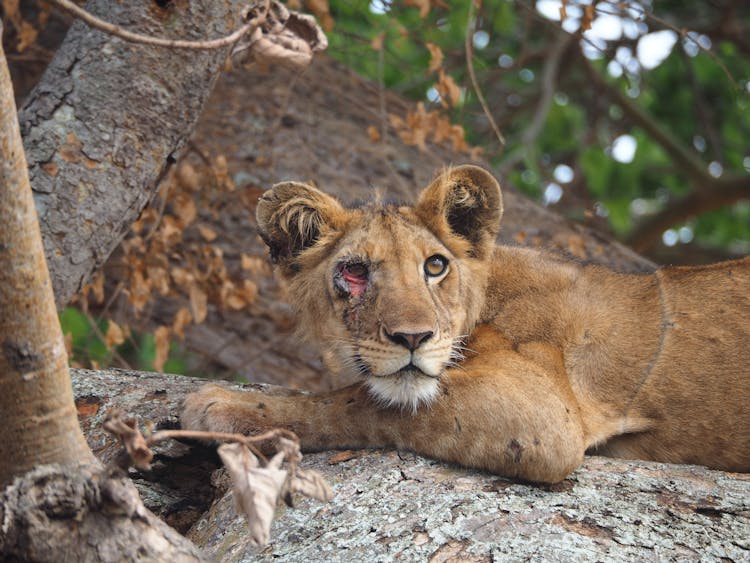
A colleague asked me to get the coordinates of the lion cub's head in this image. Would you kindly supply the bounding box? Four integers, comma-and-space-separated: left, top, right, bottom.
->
257, 166, 503, 411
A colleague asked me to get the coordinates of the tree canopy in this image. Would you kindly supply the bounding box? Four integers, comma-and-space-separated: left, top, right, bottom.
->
325, 0, 750, 260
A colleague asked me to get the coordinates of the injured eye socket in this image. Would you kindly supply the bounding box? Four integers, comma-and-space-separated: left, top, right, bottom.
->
342, 262, 369, 281
335, 260, 370, 298
424, 254, 449, 277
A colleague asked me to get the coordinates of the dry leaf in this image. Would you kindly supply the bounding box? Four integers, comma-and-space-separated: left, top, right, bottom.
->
128, 270, 151, 313
289, 468, 333, 502
582, 4, 594, 31
327, 450, 358, 464
367, 125, 381, 143
436, 69, 461, 107
154, 326, 170, 372
198, 225, 218, 242
425, 42, 444, 74
189, 285, 208, 324
172, 307, 192, 339
405, 0, 431, 18
105, 320, 125, 350
103, 410, 154, 470
306, 0, 334, 31
170, 266, 193, 289
232, 2, 328, 71
277, 438, 333, 502
218, 443, 288, 546
173, 193, 197, 227
176, 162, 200, 192
371, 31, 385, 51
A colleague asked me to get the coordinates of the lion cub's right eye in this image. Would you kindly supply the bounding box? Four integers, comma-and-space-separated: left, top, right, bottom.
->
424, 254, 449, 278
335, 261, 369, 298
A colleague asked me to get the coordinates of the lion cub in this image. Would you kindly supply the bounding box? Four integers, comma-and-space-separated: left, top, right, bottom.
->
183, 166, 750, 483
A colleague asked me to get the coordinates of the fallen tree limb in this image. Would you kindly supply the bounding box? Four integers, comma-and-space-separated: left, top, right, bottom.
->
71, 367, 750, 561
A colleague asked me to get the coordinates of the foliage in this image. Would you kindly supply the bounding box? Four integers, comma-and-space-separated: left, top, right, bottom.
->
323, 0, 750, 256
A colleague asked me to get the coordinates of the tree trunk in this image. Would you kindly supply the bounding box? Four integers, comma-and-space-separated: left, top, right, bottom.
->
0, 19, 92, 488
69, 367, 750, 561
19, 0, 247, 308
1, 22, 205, 561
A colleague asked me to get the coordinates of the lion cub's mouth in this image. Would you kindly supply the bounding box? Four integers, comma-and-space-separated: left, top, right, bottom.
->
355, 354, 442, 380
388, 362, 441, 379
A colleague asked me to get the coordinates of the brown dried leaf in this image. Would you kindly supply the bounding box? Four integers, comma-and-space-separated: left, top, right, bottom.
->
218, 443, 288, 547
405, 0, 431, 18
170, 266, 194, 289
232, 2, 328, 70
327, 450, 358, 464
436, 69, 461, 107
425, 42, 444, 74
128, 270, 151, 313
582, 4, 594, 32
198, 225, 218, 242
153, 326, 170, 372
306, 0, 334, 31
189, 285, 208, 324
172, 307, 193, 339
289, 468, 333, 502
176, 161, 200, 192
173, 193, 197, 227
277, 438, 333, 502
367, 125, 381, 143
105, 320, 126, 350
103, 410, 154, 470
370, 31, 385, 51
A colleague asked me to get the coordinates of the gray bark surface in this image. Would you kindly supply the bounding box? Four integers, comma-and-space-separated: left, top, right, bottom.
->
20, 0, 246, 308
0, 464, 206, 562
71, 367, 750, 562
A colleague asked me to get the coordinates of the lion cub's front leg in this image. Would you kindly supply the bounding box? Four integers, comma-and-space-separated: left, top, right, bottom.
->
182, 341, 586, 483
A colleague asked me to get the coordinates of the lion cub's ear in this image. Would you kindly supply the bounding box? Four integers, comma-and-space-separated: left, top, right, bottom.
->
256, 181, 346, 267
415, 165, 503, 259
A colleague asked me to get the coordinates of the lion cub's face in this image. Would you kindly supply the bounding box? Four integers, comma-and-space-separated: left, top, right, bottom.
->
257, 166, 503, 411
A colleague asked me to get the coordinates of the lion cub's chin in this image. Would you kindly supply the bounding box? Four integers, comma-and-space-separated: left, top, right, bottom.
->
365, 370, 441, 413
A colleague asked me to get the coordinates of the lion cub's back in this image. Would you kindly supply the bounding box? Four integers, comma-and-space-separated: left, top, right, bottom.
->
633, 257, 750, 470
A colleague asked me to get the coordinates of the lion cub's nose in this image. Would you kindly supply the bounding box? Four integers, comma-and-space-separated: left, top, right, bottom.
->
386, 330, 434, 351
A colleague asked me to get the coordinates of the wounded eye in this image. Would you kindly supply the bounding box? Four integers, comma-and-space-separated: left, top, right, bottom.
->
336, 261, 369, 298
424, 254, 449, 277
342, 262, 368, 281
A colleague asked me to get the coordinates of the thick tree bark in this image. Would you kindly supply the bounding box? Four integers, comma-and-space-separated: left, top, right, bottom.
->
19, 0, 247, 308
1, 20, 209, 560
0, 20, 92, 487
70, 367, 750, 561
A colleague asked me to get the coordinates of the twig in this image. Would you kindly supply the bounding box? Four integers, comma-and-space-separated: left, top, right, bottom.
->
620, 1, 738, 88
80, 300, 133, 370
149, 427, 299, 465
465, 0, 506, 148
578, 51, 713, 187
500, 31, 572, 175
626, 174, 750, 252
49, 0, 267, 50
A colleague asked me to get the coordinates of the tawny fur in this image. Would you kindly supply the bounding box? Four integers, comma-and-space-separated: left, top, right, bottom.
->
182, 166, 750, 483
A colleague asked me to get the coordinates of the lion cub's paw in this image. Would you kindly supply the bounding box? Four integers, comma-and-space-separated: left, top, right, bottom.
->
181, 383, 263, 437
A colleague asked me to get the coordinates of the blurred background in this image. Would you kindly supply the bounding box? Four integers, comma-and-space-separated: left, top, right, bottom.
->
3, 0, 749, 377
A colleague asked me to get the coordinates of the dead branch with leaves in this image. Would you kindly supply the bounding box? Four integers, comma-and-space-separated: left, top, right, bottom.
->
103, 410, 332, 546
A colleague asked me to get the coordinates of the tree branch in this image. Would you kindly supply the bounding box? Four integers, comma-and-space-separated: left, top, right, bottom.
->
580, 53, 713, 188
49, 0, 266, 50
465, 0, 506, 148
20, 0, 254, 308
626, 174, 750, 252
